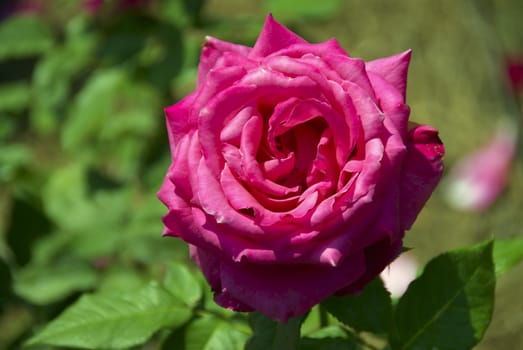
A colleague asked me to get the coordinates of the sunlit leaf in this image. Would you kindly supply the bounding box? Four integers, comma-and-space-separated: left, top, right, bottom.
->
0, 15, 53, 59
31, 19, 95, 135
61, 68, 161, 179
0, 144, 31, 183
43, 164, 130, 235
163, 263, 202, 308
96, 266, 148, 295
27, 282, 192, 349
185, 315, 249, 350
0, 82, 30, 112
14, 261, 98, 305
493, 237, 523, 277
392, 240, 495, 350
300, 326, 361, 350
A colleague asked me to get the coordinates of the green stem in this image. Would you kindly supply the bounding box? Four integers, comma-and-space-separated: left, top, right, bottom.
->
272, 316, 302, 350
343, 325, 382, 350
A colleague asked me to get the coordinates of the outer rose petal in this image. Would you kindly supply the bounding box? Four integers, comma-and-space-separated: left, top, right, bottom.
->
399, 124, 445, 230
366, 50, 412, 101
336, 237, 403, 295
165, 93, 198, 148
250, 14, 307, 58
193, 247, 366, 322
198, 37, 251, 87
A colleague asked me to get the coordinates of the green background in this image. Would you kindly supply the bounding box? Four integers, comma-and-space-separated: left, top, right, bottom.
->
0, 0, 521, 348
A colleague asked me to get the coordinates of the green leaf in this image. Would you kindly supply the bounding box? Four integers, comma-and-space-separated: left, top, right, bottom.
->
300, 306, 322, 335
392, 240, 495, 350
158, 1, 192, 27
184, 315, 250, 350
26, 282, 192, 349
0, 144, 31, 182
5, 195, 52, 266
97, 266, 148, 295
0, 257, 12, 311
245, 312, 279, 350
300, 326, 360, 350
0, 15, 53, 60
265, 0, 343, 21
0, 82, 31, 112
0, 113, 16, 139
493, 237, 523, 277
137, 22, 184, 89
14, 260, 98, 305
246, 312, 306, 350
29, 16, 95, 134
164, 263, 202, 307
43, 164, 131, 244
61, 69, 161, 179
31, 46, 92, 134
62, 69, 159, 148
322, 278, 392, 334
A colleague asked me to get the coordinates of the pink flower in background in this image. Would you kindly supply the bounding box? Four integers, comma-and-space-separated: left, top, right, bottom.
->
158, 15, 444, 321
506, 57, 523, 95
445, 126, 516, 212
82, 0, 104, 14
0, 0, 44, 20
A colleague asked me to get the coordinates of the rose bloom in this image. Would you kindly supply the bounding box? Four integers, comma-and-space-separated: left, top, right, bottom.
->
159, 15, 444, 322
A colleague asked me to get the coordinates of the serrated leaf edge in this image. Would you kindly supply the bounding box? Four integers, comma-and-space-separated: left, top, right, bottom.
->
398, 241, 494, 350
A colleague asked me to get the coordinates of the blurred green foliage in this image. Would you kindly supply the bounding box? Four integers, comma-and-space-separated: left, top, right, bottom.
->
0, 0, 522, 349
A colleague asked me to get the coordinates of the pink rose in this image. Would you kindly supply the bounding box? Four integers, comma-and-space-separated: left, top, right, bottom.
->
158, 15, 444, 322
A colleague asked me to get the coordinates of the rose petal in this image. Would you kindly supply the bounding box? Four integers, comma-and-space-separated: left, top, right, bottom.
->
165, 92, 198, 147
270, 38, 349, 60
337, 237, 402, 295
323, 54, 376, 101
366, 50, 412, 100
220, 105, 254, 145
160, 134, 193, 202
399, 124, 444, 230
250, 14, 307, 58
307, 128, 339, 187
218, 251, 366, 322
336, 80, 382, 143
366, 71, 405, 113
307, 140, 383, 249
198, 36, 251, 87
263, 152, 296, 182
199, 84, 257, 175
